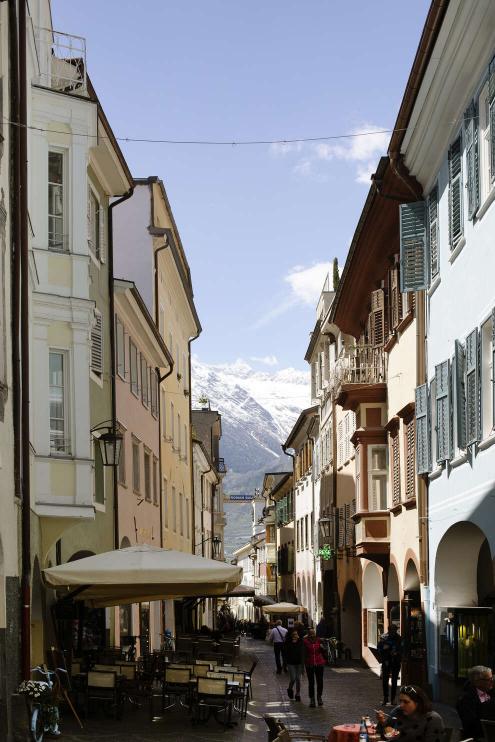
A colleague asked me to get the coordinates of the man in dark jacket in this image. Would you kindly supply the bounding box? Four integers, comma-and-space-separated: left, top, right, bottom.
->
377, 623, 402, 705
457, 665, 495, 741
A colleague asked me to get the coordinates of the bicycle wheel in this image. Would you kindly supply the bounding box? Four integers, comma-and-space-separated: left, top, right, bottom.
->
30, 705, 44, 742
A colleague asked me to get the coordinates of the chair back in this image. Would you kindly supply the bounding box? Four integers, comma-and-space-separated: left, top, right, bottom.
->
169, 663, 193, 671
194, 659, 212, 666
197, 676, 227, 696
208, 670, 234, 681
248, 659, 258, 676
87, 670, 117, 688
118, 664, 136, 680
165, 667, 190, 684
192, 664, 210, 677
233, 672, 246, 686
94, 664, 117, 673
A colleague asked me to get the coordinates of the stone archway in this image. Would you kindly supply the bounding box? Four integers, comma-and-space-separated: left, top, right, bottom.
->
435, 522, 491, 606
387, 563, 401, 628
341, 580, 361, 659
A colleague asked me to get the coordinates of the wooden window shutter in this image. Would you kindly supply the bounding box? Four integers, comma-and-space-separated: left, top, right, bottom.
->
390, 265, 402, 330
464, 101, 479, 220
400, 201, 428, 292
415, 383, 431, 474
489, 55, 495, 182
435, 360, 451, 463
370, 289, 385, 347
391, 432, 401, 506
99, 201, 106, 263
91, 309, 103, 375
405, 420, 415, 500
454, 340, 467, 449
337, 507, 345, 548
448, 136, 463, 249
427, 186, 439, 280
466, 328, 480, 446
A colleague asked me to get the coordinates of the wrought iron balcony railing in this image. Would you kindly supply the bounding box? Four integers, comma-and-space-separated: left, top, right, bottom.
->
332, 344, 387, 389
34, 27, 87, 94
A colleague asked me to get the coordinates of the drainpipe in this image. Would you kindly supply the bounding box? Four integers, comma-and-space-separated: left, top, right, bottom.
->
108, 187, 134, 550
19, 0, 31, 681
9, 0, 21, 506
187, 331, 200, 554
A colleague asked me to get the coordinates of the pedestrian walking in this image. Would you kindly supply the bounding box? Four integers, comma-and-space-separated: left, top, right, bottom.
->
303, 627, 327, 707
268, 619, 288, 674
284, 629, 304, 701
378, 623, 402, 706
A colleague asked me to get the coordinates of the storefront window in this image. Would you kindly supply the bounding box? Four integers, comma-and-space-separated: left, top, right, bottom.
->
438, 607, 493, 680
367, 608, 384, 648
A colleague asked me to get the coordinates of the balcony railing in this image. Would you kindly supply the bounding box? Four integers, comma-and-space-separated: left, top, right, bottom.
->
34, 27, 87, 94
332, 344, 387, 389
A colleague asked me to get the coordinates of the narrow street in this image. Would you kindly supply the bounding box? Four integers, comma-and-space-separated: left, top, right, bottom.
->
61, 639, 459, 741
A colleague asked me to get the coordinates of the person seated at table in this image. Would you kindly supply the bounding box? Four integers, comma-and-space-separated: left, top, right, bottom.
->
456, 665, 495, 741
376, 685, 444, 742
161, 629, 175, 651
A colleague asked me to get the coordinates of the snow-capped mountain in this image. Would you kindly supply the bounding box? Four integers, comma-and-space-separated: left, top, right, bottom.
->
191, 358, 309, 556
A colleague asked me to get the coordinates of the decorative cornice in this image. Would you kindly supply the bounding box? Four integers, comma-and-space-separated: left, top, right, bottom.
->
397, 402, 415, 423
337, 383, 387, 411
351, 427, 387, 447
385, 416, 400, 435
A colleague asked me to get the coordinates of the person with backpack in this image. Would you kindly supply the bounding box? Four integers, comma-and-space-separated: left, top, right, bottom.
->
268, 620, 288, 674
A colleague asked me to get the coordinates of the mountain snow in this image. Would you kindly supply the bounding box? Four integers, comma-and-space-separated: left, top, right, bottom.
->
191, 358, 309, 555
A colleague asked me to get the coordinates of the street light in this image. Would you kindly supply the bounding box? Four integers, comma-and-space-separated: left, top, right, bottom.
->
195, 535, 222, 559
91, 421, 123, 467
319, 516, 333, 541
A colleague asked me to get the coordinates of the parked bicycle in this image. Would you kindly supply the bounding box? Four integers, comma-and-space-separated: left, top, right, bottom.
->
19, 665, 66, 741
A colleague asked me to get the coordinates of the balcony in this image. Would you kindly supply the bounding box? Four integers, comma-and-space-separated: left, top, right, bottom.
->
265, 542, 277, 563
333, 345, 387, 409
34, 27, 87, 94
354, 512, 390, 567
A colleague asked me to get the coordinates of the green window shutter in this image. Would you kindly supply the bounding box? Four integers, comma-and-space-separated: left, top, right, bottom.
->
464, 101, 479, 219
427, 186, 439, 280
466, 328, 480, 446
489, 55, 495, 182
435, 360, 451, 463
448, 136, 463, 249
454, 340, 466, 450
415, 383, 431, 474
400, 201, 428, 292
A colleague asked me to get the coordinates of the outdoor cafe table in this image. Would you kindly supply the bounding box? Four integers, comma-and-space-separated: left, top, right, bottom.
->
328, 723, 361, 742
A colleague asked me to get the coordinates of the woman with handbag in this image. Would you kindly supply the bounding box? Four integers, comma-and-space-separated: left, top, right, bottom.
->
303, 627, 327, 707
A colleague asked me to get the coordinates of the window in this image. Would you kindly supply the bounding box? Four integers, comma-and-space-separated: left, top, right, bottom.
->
144, 450, 151, 501
183, 424, 188, 462
435, 360, 451, 463
94, 441, 105, 505
87, 186, 101, 260
153, 458, 158, 505
163, 478, 168, 527
48, 150, 66, 251
171, 402, 175, 444
464, 101, 479, 219
161, 389, 166, 437
415, 383, 431, 474
117, 428, 126, 485
448, 135, 463, 250
479, 78, 494, 203
355, 447, 361, 510
370, 289, 385, 347
49, 351, 69, 454
130, 339, 139, 396
337, 420, 343, 467
177, 413, 181, 452
132, 439, 140, 492
368, 445, 388, 511
367, 609, 384, 649
115, 315, 125, 379
179, 491, 184, 536
404, 419, 415, 501
90, 309, 103, 377
399, 201, 428, 293
150, 371, 158, 418
481, 314, 494, 440
466, 328, 480, 446
454, 340, 467, 451
141, 355, 149, 407
391, 432, 401, 507
172, 486, 176, 532
427, 186, 439, 281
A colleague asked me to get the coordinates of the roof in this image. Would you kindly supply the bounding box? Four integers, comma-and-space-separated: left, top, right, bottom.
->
283, 405, 319, 450
304, 319, 322, 363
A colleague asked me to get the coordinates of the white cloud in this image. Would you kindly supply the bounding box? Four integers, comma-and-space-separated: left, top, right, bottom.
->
286, 123, 389, 184
269, 141, 303, 157
250, 354, 279, 366
284, 262, 332, 305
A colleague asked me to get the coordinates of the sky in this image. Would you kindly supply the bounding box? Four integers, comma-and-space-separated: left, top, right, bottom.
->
53, 0, 430, 372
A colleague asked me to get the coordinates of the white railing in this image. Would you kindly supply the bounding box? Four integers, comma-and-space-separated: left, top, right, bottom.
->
332, 344, 386, 388
34, 27, 87, 94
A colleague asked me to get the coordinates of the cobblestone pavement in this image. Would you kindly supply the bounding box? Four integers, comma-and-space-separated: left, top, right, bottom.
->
59, 639, 460, 741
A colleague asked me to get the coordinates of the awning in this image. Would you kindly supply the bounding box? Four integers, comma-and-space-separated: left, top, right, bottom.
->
252, 595, 276, 607
262, 602, 308, 615
225, 584, 255, 598
43, 544, 242, 608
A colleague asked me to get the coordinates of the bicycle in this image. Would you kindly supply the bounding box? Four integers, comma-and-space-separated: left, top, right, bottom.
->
19, 665, 67, 741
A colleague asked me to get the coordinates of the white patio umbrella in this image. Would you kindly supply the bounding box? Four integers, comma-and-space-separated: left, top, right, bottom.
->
262, 602, 308, 615
43, 544, 242, 607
